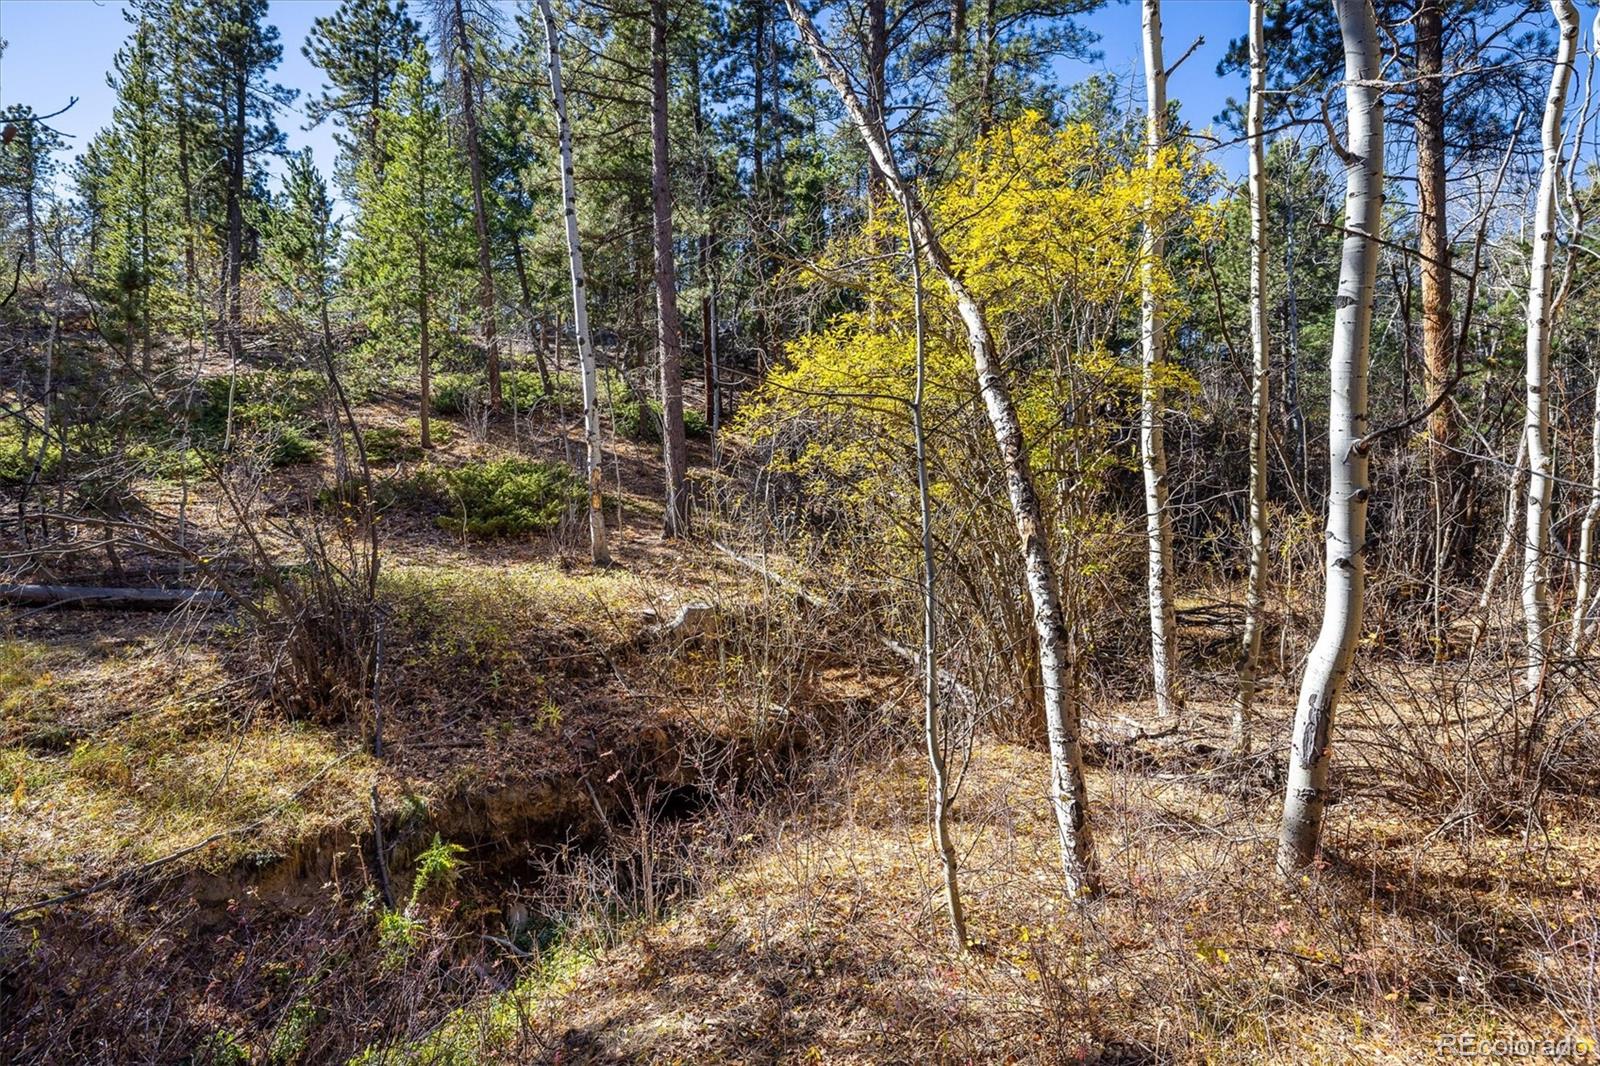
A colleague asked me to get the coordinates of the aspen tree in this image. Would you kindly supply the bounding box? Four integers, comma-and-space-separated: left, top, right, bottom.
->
536, 0, 610, 566
784, 0, 1100, 898
1521, 0, 1579, 693
1140, 0, 1181, 720
1234, 0, 1270, 752
1277, 0, 1383, 875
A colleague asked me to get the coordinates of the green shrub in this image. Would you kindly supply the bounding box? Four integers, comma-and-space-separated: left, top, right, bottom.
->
501, 370, 548, 410
0, 420, 60, 483
268, 424, 320, 467
434, 371, 557, 416
430, 372, 480, 416
431, 458, 584, 538
613, 395, 660, 443
194, 369, 325, 442
357, 425, 424, 464
193, 1029, 250, 1066
126, 440, 207, 481
615, 396, 709, 442
268, 1000, 321, 1065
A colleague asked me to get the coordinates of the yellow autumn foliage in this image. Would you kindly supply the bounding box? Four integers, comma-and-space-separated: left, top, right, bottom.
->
740, 111, 1209, 512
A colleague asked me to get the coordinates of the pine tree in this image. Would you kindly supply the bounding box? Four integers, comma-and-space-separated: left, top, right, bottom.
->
302, 0, 424, 194
260, 150, 339, 351
349, 43, 471, 449
189, 0, 294, 365
96, 15, 179, 372
0, 105, 65, 274
430, 0, 504, 410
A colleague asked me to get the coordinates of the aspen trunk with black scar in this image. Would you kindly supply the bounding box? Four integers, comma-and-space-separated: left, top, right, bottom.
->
1140, 0, 1181, 721
1278, 0, 1383, 875
1522, 0, 1579, 693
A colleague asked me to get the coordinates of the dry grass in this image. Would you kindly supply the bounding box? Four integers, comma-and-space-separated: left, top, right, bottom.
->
406, 716, 1600, 1065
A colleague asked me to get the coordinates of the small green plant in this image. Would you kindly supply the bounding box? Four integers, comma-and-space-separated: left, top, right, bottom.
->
68, 741, 134, 790
268, 1000, 321, 1064
429, 372, 481, 416
411, 833, 467, 902
377, 908, 424, 965
375, 834, 466, 966
193, 1028, 250, 1066
429, 458, 584, 538
0, 421, 61, 483
193, 369, 325, 443
614, 395, 709, 442
357, 425, 424, 464
268, 424, 320, 467
501, 370, 549, 410
613, 394, 659, 443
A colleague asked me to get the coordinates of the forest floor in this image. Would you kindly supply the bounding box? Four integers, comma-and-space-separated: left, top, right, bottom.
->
2, 349, 1599, 1064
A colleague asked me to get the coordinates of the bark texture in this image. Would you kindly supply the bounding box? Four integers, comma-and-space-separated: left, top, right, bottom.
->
1521, 0, 1580, 692
1234, 0, 1270, 753
651, 0, 691, 536
1277, 0, 1383, 875
451, 0, 502, 411
537, 0, 610, 566
1140, 0, 1181, 720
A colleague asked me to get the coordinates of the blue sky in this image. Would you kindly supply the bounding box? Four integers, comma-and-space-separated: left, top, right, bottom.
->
0, 0, 1248, 200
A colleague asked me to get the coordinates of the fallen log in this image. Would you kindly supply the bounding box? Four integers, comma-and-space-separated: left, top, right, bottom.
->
0, 584, 230, 611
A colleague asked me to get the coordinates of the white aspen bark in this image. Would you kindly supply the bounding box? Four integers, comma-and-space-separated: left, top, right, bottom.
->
1522, 0, 1580, 692
1140, 0, 1181, 720
1562, 22, 1598, 654
784, 0, 1101, 898
1277, 0, 1383, 875
1233, 0, 1270, 754
904, 190, 967, 950
537, 0, 610, 566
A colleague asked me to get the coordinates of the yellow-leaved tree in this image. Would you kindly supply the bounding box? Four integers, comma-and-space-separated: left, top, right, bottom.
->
738, 111, 1208, 736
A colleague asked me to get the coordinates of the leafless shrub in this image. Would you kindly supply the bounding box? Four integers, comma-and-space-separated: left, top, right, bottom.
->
1340, 656, 1599, 838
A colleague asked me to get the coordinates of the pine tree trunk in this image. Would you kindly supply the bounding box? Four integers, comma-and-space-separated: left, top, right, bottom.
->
226, 64, 246, 367
419, 241, 432, 451
453, 0, 502, 412
1277, 0, 1384, 875
786, 0, 1099, 898
510, 236, 555, 396
176, 78, 199, 340
1416, 0, 1459, 648
538, 0, 610, 566
651, 0, 691, 537
1140, 0, 1181, 720
1234, 0, 1270, 753
1416, 0, 1453, 470
1522, 0, 1580, 693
